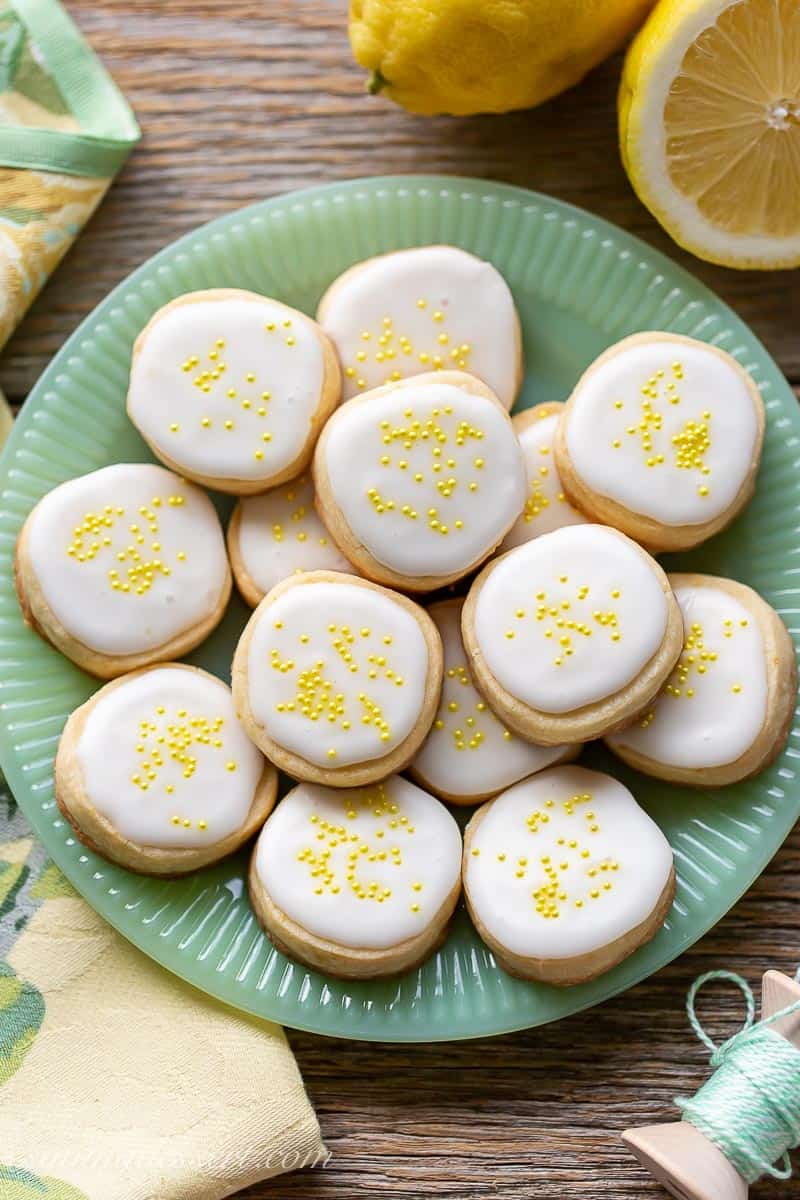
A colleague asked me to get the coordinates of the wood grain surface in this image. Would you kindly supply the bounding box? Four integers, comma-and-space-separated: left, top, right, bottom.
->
4, 3, 800, 1197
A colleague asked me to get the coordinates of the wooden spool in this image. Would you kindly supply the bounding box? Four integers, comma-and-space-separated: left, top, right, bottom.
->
622, 971, 800, 1200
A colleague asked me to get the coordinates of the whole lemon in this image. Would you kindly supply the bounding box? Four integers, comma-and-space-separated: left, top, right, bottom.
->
350, 0, 655, 116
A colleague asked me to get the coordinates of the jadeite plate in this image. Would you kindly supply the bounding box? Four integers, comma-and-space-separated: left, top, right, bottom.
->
0, 176, 798, 1042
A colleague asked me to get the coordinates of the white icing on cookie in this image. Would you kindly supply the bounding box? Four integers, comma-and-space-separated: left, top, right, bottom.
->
244, 580, 431, 767
472, 525, 668, 714
128, 293, 326, 483
564, 337, 759, 525
500, 410, 586, 551
465, 765, 673, 959
26, 463, 229, 656
608, 583, 768, 769
412, 602, 574, 798
318, 246, 520, 407
322, 380, 526, 578
254, 777, 462, 949
77, 667, 264, 849
236, 475, 353, 598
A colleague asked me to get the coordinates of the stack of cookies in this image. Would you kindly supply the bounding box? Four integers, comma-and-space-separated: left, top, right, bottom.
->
17, 246, 795, 987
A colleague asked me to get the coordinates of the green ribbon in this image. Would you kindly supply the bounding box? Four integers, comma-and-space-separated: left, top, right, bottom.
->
0, 0, 139, 177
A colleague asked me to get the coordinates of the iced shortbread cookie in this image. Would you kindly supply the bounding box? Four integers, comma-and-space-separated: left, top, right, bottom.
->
55, 665, 277, 876
249, 776, 462, 978
555, 332, 764, 552
232, 571, 443, 786
499, 403, 587, 552
317, 245, 522, 408
313, 371, 527, 591
127, 289, 341, 495
409, 599, 580, 805
228, 473, 355, 607
15, 463, 231, 679
606, 574, 796, 786
462, 524, 683, 744
463, 765, 675, 985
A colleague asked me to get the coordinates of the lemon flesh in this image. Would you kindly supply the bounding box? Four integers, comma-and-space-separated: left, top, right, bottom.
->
620, 0, 800, 267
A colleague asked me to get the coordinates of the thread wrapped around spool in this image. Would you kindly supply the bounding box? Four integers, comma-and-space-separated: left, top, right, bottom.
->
623, 970, 800, 1200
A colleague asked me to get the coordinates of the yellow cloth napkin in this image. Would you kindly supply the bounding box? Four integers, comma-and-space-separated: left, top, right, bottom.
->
0, 0, 140, 351
0, 818, 326, 1200
0, 0, 140, 439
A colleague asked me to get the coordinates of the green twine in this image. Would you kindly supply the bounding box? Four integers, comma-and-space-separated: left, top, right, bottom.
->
676, 970, 800, 1184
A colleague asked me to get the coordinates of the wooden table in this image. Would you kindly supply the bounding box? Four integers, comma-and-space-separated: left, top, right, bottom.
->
5, 4, 799, 1196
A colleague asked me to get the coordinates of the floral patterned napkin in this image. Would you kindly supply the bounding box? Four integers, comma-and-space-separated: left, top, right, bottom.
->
0, 762, 326, 1200
0, 0, 139, 350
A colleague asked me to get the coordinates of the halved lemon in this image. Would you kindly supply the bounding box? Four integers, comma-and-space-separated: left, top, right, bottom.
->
619, 0, 800, 268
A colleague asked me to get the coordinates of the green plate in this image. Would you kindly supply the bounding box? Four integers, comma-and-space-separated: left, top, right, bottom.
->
0, 176, 797, 1042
